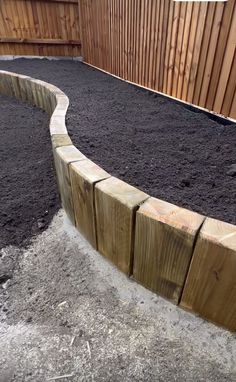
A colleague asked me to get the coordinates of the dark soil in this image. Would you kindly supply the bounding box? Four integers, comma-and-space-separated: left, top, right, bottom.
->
0, 93, 59, 249
0, 59, 235, 226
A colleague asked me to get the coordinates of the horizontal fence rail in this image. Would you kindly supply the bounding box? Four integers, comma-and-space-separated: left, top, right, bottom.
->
0, 0, 81, 56
79, 0, 236, 119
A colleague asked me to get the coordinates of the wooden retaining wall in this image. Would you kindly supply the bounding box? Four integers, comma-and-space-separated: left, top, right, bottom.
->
0, 70, 236, 331
0, 0, 81, 56
79, 0, 236, 119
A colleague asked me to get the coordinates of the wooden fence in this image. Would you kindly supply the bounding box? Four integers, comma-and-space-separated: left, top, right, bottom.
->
0, 0, 235, 119
0, 0, 81, 56
79, 0, 236, 119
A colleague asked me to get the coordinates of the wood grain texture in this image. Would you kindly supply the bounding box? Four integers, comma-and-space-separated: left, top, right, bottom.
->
133, 197, 205, 304
95, 177, 148, 275
49, 115, 68, 135
53, 145, 85, 224
18, 0, 79, 3
180, 218, 236, 331
51, 134, 72, 149
0, 0, 81, 56
79, 0, 236, 119
70, 159, 110, 248
0, 37, 81, 45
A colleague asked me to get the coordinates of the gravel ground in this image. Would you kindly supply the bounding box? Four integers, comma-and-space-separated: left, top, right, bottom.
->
0, 211, 236, 382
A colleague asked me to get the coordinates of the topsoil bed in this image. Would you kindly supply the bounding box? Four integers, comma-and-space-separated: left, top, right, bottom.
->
0, 59, 236, 226
0, 93, 60, 250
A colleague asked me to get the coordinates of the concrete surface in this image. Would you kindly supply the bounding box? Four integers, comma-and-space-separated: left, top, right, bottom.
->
0, 210, 236, 382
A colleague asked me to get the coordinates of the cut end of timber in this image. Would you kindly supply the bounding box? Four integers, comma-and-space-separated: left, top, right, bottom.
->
51, 134, 72, 149
49, 115, 67, 135
95, 176, 149, 209
70, 158, 110, 184
200, 217, 236, 251
138, 197, 205, 234
55, 145, 86, 164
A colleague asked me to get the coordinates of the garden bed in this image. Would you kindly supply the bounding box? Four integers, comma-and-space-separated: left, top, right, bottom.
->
0, 93, 59, 249
1, 67, 235, 330
0, 58, 235, 226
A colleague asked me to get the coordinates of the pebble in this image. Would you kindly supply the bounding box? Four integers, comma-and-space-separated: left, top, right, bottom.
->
37, 218, 46, 229
226, 164, 236, 177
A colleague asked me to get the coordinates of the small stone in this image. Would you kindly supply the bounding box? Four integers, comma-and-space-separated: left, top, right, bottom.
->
0, 274, 10, 284
78, 329, 84, 337
60, 319, 71, 328
180, 179, 190, 187
226, 164, 236, 177
37, 218, 45, 229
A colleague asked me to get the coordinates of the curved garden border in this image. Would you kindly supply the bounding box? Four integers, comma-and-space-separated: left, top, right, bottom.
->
0, 70, 235, 332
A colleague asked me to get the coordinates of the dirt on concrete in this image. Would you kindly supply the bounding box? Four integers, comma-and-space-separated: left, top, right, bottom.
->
0, 211, 235, 382
0, 59, 235, 225
0, 94, 60, 250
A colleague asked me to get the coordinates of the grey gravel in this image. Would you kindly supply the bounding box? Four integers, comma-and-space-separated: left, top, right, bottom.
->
0, 210, 236, 382
227, 164, 236, 177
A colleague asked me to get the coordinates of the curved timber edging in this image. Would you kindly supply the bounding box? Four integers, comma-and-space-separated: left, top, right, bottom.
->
0, 70, 236, 332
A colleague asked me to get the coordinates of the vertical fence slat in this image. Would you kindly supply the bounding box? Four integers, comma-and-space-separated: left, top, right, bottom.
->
230, 89, 236, 119
167, 2, 180, 96
221, 51, 236, 117
172, 2, 187, 98
163, 1, 174, 95
206, 0, 235, 111
213, 4, 236, 114
198, 3, 224, 108
181, 3, 200, 102
159, 0, 169, 92
186, 2, 208, 104
192, 2, 215, 107
155, 0, 164, 91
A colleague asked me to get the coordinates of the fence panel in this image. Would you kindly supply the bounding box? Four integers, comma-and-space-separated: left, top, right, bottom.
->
0, 0, 81, 56
79, 0, 236, 119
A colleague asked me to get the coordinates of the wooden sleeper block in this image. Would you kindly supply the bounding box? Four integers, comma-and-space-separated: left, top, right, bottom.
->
133, 197, 205, 304
10, 75, 21, 99
50, 115, 68, 135
32, 80, 45, 109
28, 80, 40, 106
180, 217, 236, 331
54, 145, 86, 224
0, 72, 17, 97
44, 89, 57, 114
18, 77, 32, 103
70, 159, 110, 248
43, 91, 54, 114
95, 177, 149, 275
51, 134, 72, 149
